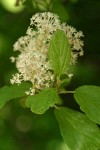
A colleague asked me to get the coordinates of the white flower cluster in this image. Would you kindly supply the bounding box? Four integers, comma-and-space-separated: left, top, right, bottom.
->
10, 12, 84, 95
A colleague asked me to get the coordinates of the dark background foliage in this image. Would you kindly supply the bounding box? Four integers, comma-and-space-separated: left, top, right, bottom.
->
0, 0, 100, 149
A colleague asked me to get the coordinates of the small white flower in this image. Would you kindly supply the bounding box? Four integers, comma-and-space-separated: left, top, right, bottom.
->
10, 73, 22, 84
10, 56, 16, 63
25, 88, 35, 95
68, 74, 73, 79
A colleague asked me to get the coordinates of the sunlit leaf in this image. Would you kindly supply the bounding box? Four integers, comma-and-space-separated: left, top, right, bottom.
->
49, 30, 71, 75
26, 88, 61, 114
0, 83, 30, 109
74, 85, 100, 124
55, 107, 100, 150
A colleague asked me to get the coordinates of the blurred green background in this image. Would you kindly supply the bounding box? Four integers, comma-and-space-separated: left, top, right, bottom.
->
0, 0, 100, 150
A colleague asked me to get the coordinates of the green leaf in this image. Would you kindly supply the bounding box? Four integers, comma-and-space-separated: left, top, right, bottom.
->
55, 107, 100, 150
0, 83, 31, 109
49, 30, 71, 75
74, 85, 100, 124
26, 88, 61, 114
